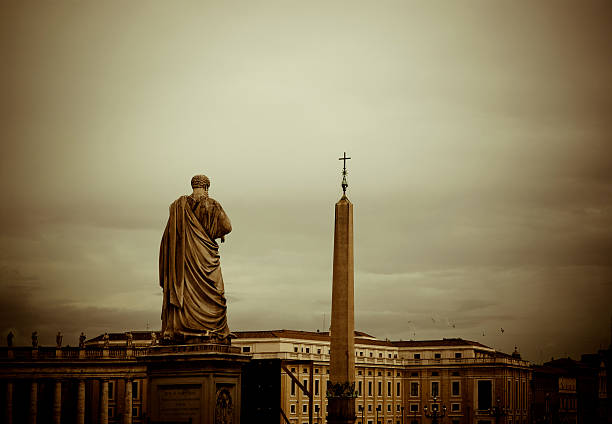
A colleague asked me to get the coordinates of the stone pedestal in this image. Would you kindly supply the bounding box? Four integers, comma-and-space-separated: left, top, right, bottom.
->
144, 343, 249, 424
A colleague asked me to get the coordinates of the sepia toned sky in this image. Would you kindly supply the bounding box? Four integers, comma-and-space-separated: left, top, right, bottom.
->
1, 1, 611, 363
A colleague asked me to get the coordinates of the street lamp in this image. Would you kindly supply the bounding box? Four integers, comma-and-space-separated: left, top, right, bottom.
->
423, 396, 446, 424
358, 405, 364, 424
489, 397, 507, 424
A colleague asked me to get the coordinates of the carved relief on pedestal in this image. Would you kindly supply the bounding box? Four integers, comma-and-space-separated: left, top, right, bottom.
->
214, 388, 233, 424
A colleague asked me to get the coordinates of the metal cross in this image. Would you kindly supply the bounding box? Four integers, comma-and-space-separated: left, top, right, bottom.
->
338, 152, 351, 194
339, 152, 351, 171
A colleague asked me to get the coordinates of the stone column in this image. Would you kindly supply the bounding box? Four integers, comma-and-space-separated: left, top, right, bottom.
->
100, 379, 109, 424
327, 194, 356, 424
77, 380, 86, 424
53, 380, 62, 424
5, 381, 13, 424
124, 379, 133, 424
29, 381, 38, 424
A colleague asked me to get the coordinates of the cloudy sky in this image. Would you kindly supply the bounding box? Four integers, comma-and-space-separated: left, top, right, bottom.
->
1, 1, 611, 363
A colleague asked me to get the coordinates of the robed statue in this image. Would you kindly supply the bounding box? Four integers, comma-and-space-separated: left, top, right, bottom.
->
159, 174, 232, 342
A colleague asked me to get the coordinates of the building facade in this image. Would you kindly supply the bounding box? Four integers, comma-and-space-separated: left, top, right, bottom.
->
0, 331, 245, 424
234, 330, 532, 424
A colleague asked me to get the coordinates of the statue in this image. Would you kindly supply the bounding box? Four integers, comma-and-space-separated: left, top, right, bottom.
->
126, 332, 133, 347
56, 331, 63, 348
31, 331, 38, 348
159, 174, 232, 342
150, 331, 157, 345
79, 332, 86, 348
103, 332, 109, 348
7, 331, 14, 347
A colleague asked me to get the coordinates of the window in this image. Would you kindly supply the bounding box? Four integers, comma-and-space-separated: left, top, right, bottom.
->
358, 370, 362, 376
290, 404, 296, 414
132, 406, 140, 417
378, 371, 382, 376
132, 381, 140, 399
368, 381, 373, 396
387, 404, 391, 412
303, 379, 308, 390
378, 381, 382, 396
242, 346, 251, 353
368, 371, 372, 376
317, 348, 321, 354
387, 372, 391, 377
477, 380, 493, 410
431, 372, 439, 376
108, 381, 115, 400
410, 404, 419, 412
452, 371, 460, 376
388, 354, 392, 358
452, 381, 460, 396
414, 354, 420, 359
360, 351, 363, 356
358, 381, 362, 396
303, 369, 308, 373
315, 405, 319, 413
291, 367, 296, 372
507, 381, 511, 407
434, 353, 441, 359
397, 405, 401, 412
370, 352, 373, 357
387, 381, 392, 396
396, 382, 401, 396
455, 352, 462, 358
303, 404, 308, 413
306, 348, 310, 353
315, 379, 319, 396
368, 404, 372, 412
291, 381, 296, 396
397, 372, 400, 377
294, 347, 298, 352
451, 403, 460, 412
315, 368, 319, 374
108, 407, 114, 418
411, 372, 419, 377
379, 353, 383, 358
411, 382, 419, 397
431, 382, 440, 398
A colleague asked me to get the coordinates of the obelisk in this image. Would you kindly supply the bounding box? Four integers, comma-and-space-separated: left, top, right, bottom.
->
327, 152, 356, 424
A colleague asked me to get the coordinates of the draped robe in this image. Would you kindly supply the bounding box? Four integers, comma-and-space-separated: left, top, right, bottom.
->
159, 195, 232, 340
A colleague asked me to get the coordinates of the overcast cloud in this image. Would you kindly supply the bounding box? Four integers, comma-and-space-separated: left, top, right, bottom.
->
1, 1, 611, 363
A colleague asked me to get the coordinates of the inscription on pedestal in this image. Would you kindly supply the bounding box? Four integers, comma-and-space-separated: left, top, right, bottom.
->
158, 384, 202, 422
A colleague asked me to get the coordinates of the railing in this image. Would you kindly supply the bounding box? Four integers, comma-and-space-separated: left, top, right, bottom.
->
0, 343, 240, 361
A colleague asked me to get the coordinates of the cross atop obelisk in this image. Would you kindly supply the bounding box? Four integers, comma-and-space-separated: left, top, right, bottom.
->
339, 152, 351, 195
327, 152, 356, 424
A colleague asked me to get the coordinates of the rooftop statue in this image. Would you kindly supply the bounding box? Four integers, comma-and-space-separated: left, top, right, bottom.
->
159, 174, 232, 343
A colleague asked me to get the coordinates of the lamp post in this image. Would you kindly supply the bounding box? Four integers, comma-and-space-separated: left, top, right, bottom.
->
358, 405, 364, 424
489, 397, 507, 424
401, 406, 404, 424
423, 396, 446, 424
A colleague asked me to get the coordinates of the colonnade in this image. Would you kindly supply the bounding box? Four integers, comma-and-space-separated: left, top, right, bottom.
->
4, 378, 135, 424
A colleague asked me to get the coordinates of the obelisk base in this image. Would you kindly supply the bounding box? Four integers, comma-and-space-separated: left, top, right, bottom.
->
327, 397, 356, 424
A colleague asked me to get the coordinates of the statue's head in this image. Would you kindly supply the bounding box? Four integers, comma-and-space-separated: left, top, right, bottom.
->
191, 174, 210, 190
